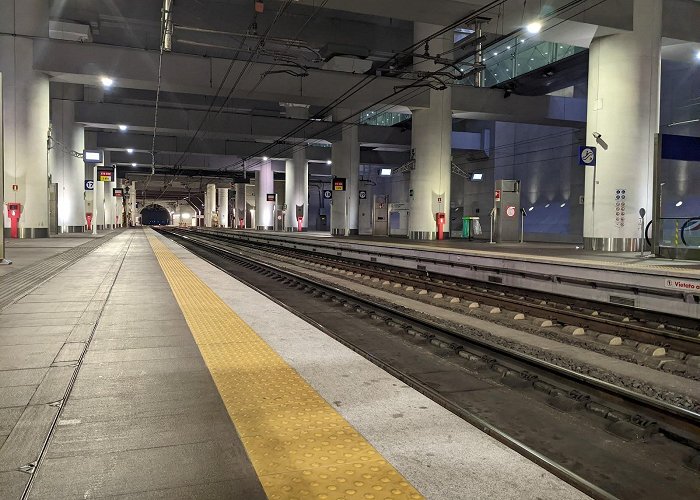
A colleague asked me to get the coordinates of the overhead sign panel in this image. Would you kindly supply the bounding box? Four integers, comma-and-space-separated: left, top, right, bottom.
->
98, 168, 114, 182
83, 150, 103, 164
333, 178, 346, 191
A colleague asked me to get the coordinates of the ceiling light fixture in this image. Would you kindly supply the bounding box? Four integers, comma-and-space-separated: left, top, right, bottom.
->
131, 162, 137, 167
526, 21, 542, 34
262, 156, 269, 161
326, 160, 332, 165
101, 76, 114, 88
528, 206, 534, 211
119, 124, 128, 132
560, 203, 566, 208
695, 51, 700, 61
127, 148, 134, 154
676, 201, 683, 207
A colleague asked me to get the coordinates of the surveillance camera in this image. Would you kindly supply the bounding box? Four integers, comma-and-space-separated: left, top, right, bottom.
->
592, 132, 601, 139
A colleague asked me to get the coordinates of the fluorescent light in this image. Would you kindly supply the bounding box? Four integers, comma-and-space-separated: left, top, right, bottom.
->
101, 76, 114, 88
470, 172, 484, 181
380, 168, 392, 176
131, 162, 137, 167
127, 148, 134, 154
676, 201, 683, 207
545, 203, 550, 208
262, 156, 269, 161
526, 22, 542, 34
560, 203, 566, 208
119, 124, 128, 131
326, 160, 333, 165
528, 206, 534, 211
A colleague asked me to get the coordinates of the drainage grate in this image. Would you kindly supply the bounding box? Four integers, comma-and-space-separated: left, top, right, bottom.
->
609, 295, 635, 307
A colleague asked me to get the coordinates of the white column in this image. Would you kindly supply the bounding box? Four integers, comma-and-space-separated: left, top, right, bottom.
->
129, 181, 137, 226
331, 110, 360, 236
1, 0, 50, 238
103, 152, 115, 229
95, 168, 105, 229
408, 22, 453, 240
204, 183, 216, 227
234, 183, 247, 228
217, 187, 229, 228
49, 99, 85, 232
583, 0, 662, 251
255, 159, 275, 230
283, 104, 309, 231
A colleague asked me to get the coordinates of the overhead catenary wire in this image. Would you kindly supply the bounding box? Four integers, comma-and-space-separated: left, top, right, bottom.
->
150, 0, 607, 188
210, 0, 599, 176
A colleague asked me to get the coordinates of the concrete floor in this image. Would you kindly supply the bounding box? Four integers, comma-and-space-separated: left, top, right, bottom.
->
0, 232, 114, 277
156, 230, 590, 499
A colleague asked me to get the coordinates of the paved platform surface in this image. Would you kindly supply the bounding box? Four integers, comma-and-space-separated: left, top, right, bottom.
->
0, 232, 115, 277
0, 228, 589, 499
240, 230, 700, 276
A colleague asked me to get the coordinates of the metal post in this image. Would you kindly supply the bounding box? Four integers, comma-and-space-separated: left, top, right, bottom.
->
639, 213, 646, 257
92, 165, 98, 235
652, 134, 662, 255
520, 213, 524, 244
489, 208, 496, 244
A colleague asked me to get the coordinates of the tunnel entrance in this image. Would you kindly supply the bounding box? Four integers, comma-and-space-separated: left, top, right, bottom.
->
140, 204, 171, 226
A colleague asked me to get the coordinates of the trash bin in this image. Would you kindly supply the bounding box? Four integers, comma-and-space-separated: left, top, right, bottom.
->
462, 216, 471, 238
462, 217, 482, 239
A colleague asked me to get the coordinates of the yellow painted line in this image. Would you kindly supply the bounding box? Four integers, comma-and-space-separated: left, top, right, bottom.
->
148, 235, 423, 500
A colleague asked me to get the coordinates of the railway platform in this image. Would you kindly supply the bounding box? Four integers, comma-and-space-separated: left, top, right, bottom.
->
204, 229, 700, 320
0, 228, 588, 499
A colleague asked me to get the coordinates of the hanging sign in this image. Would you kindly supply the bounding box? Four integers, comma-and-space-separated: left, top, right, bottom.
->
98, 168, 114, 182
113, 188, 124, 198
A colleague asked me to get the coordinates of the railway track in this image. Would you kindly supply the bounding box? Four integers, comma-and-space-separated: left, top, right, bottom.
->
179, 228, 700, 357
158, 227, 700, 500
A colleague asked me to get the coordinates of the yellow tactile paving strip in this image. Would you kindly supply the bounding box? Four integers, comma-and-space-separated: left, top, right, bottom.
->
148, 235, 423, 500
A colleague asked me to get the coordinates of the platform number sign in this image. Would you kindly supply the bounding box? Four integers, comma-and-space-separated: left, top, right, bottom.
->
359, 190, 367, 200
323, 190, 332, 200
578, 146, 597, 166
85, 180, 94, 191
506, 205, 516, 217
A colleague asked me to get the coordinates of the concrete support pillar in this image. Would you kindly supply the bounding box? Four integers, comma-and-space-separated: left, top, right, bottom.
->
255, 159, 275, 230
204, 183, 216, 227
49, 99, 86, 233
283, 104, 309, 231
234, 183, 247, 228
1, 0, 50, 238
95, 169, 105, 230
583, 0, 662, 251
331, 111, 360, 236
129, 181, 137, 226
103, 154, 115, 229
408, 23, 453, 240
217, 187, 229, 228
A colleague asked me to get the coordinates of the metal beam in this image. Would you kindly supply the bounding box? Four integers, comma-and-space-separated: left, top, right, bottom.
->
37, 39, 585, 125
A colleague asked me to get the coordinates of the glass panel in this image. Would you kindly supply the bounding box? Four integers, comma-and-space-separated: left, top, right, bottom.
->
457, 35, 585, 87
360, 110, 411, 127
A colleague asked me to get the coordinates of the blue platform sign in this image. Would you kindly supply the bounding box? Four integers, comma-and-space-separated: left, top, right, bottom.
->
85, 180, 94, 191
578, 146, 596, 166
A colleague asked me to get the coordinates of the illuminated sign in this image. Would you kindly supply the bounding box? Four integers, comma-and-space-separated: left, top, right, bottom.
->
333, 178, 346, 191
98, 168, 114, 182
113, 188, 124, 197
266, 193, 276, 202
83, 150, 103, 164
